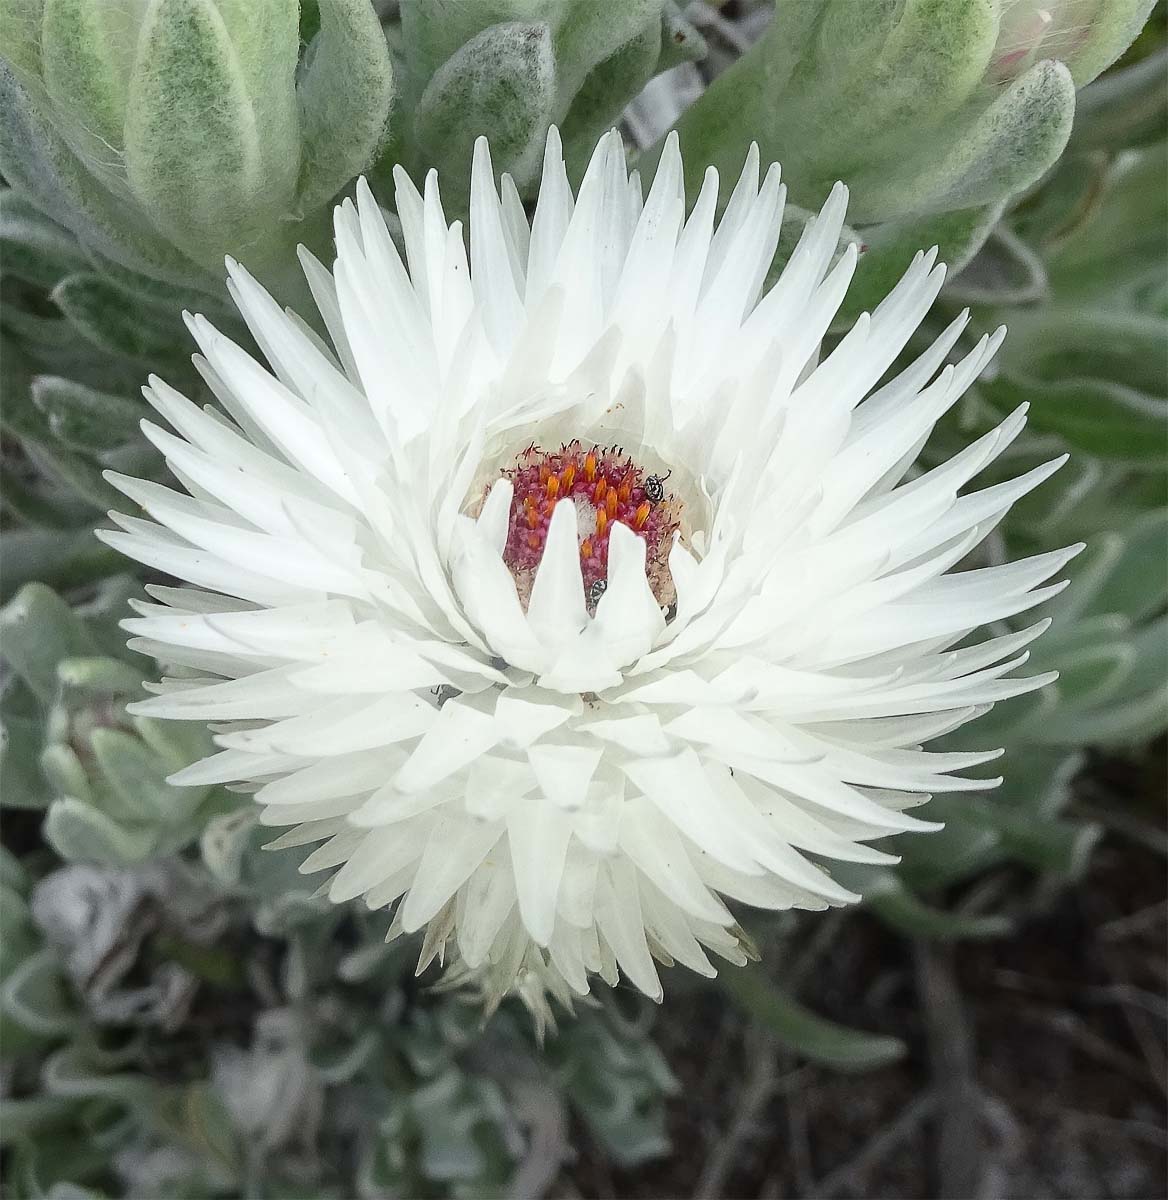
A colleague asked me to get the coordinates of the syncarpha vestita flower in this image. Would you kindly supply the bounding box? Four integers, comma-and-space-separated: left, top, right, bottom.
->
102, 129, 1078, 1016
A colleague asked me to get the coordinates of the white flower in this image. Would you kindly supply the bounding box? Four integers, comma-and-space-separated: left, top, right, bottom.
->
101, 129, 1076, 1011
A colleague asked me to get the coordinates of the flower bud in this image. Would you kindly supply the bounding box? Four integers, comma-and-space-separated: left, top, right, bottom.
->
0, 0, 393, 289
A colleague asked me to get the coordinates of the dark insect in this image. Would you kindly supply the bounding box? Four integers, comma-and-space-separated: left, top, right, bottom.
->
588, 579, 608, 606
643, 470, 671, 503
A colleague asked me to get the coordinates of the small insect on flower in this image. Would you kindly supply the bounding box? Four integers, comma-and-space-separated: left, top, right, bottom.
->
101, 127, 1078, 1019
642, 472, 670, 504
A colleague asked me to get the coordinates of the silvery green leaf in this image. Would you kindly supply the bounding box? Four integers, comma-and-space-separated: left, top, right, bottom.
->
413, 22, 558, 200
560, 19, 661, 175
1053, 639, 1141, 710
550, 0, 663, 108
0, 842, 31, 894
0, 188, 90, 288
80, 246, 238, 321
400, 0, 661, 102
1072, 510, 1168, 624
22, 436, 123, 510
891, 810, 1001, 891
1044, 142, 1166, 300
667, 1, 1076, 230
0, 710, 52, 810
408, 1069, 495, 1181
39, 0, 137, 163
0, 527, 126, 603
0, 0, 45, 84
834, 864, 1012, 940
88, 727, 190, 824
44, 796, 158, 865
0, 583, 101, 703
42, 1044, 156, 1104
964, 795, 1103, 877
0, 947, 77, 1039
548, 1006, 675, 1166
835, 203, 1003, 329
132, 714, 215, 778
31, 376, 145, 451
201, 807, 259, 885
849, 60, 1075, 221
296, 0, 395, 212
0, 1095, 81, 1147
0, 332, 48, 440
55, 654, 143, 696
51, 272, 184, 361
0, 461, 90, 529
670, 0, 995, 211
982, 374, 1167, 462
716, 965, 905, 1072
994, 307, 1167, 395
122, 0, 300, 272
162, 1082, 241, 1178
0, 62, 206, 285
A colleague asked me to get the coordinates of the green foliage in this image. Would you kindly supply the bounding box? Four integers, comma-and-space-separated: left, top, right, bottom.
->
664, 0, 1155, 325
716, 964, 906, 1071
0, 0, 394, 295
0, 2, 1164, 1195
391, 0, 702, 198
0, 583, 222, 862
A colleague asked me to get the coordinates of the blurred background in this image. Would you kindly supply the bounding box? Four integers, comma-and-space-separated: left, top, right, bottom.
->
1, 1, 1165, 1196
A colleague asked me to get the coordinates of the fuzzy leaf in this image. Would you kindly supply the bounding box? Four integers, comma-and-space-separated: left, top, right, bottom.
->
30, 375, 145, 451
835, 203, 1002, 329
0, 62, 208, 285
0, 189, 90, 287
296, 0, 395, 212
43, 796, 157, 865
122, 0, 300, 270
0, 711, 53, 810
717, 965, 905, 1071
0, 584, 101, 704
413, 22, 558, 199
40, 0, 136, 159
982, 374, 1168, 462
0, 528, 126, 603
834, 865, 1012, 940
50, 273, 184, 361
560, 19, 661, 176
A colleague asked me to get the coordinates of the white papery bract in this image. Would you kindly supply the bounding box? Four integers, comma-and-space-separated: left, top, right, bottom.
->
102, 129, 1076, 1013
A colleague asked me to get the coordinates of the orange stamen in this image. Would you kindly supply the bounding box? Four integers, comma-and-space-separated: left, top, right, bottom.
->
595, 509, 608, 536
527, 533, 540, 551
634, 501, 651, 529
583, 450, 597, 482
593, 478, 607, 504
560, 463, 576, 490
545, 474, 560, 500
617, 477, 632, 504
580, 537, 593, 559
605, 489, 618, 519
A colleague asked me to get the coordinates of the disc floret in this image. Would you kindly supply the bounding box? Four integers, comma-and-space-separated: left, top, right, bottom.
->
498, 441, 681, 607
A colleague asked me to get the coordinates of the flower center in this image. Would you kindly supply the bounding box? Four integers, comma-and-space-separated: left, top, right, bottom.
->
497, 441, 681, 610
